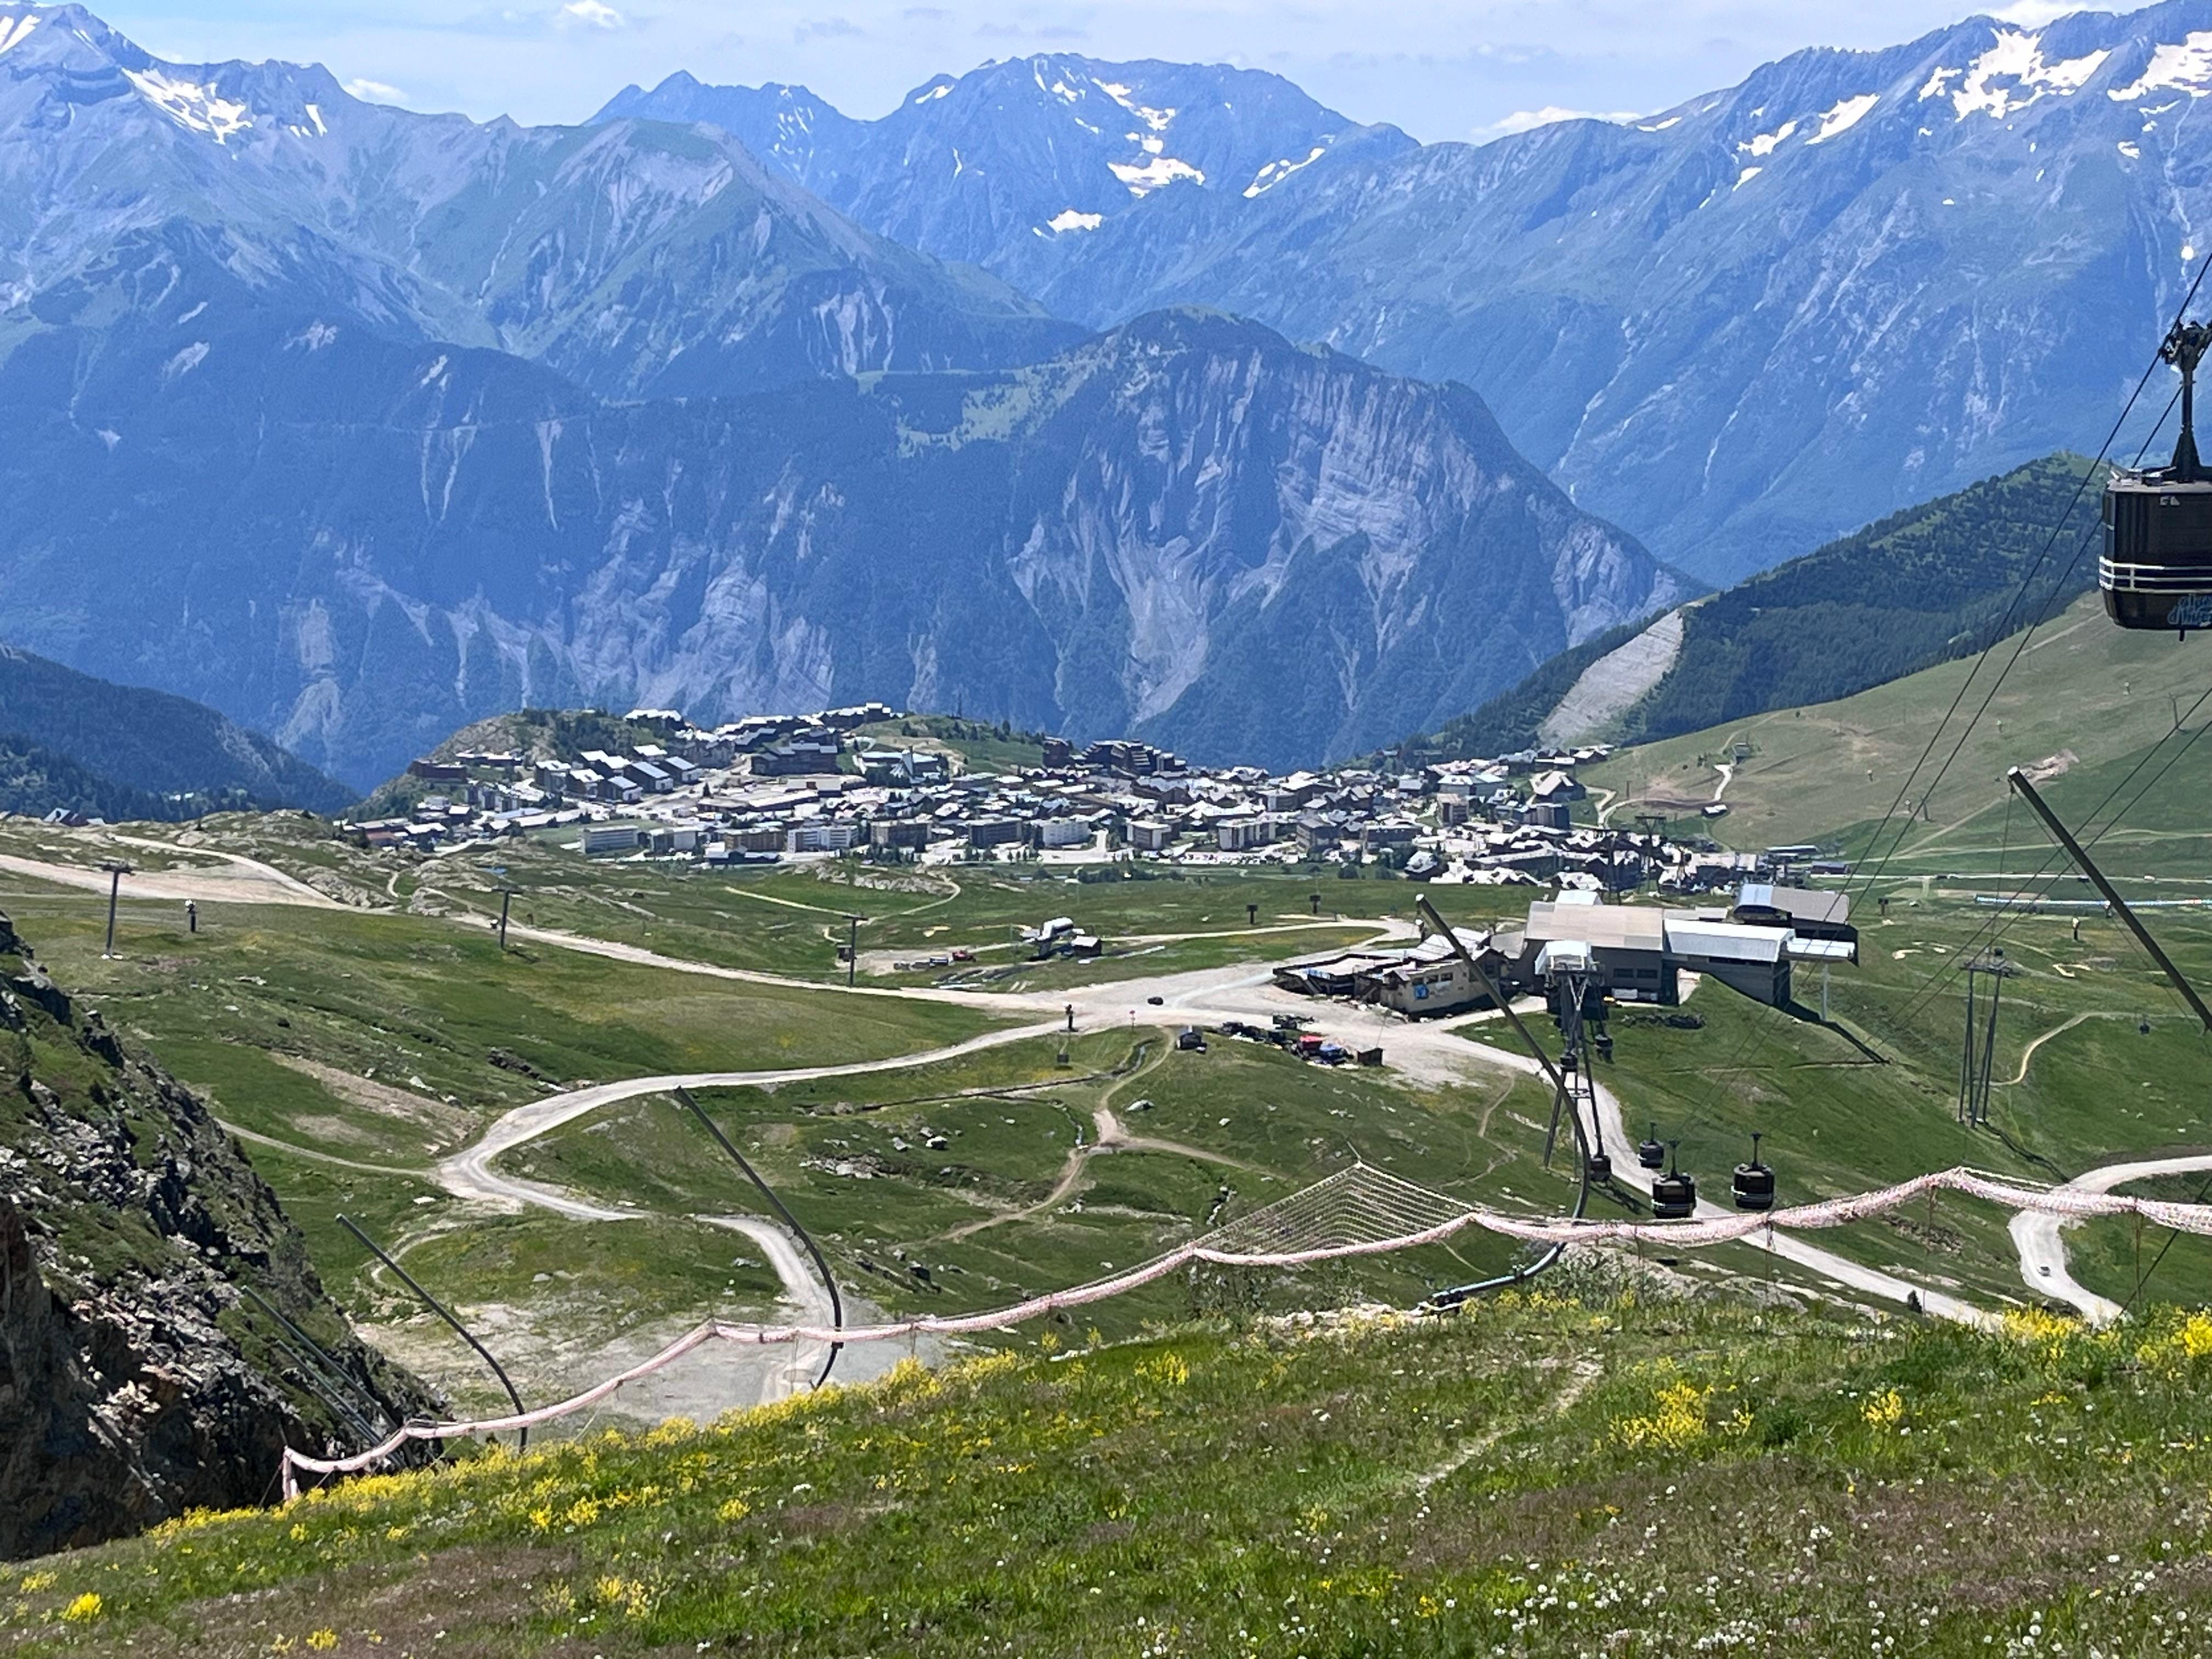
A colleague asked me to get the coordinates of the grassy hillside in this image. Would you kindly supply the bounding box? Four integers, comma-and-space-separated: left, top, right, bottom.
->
0, 646, 353, 817
1621, 454, 2103, 743
14, 1294, 2212, 1653
1584, 592, 2210, 861
1407, 455, 2103, 761
1397, 618, 1648, 764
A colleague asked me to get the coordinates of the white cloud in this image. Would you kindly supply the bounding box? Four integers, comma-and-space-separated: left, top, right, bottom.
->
343, 76, 408, 103
555, 0, 625, 29
1479, 105, 1641, 138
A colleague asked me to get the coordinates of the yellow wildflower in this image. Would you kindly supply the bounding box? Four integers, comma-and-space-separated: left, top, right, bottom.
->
1137, 1353, 1190, 1388
1863, 1389, 1905, 1430
62, 1592, 103, 1622
1613, 1381, 1714, 1450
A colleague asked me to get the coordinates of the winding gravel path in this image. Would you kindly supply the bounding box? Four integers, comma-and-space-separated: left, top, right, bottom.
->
2010, 1153, 2212, 1323
16, 827, 2188, 1336
432, 1022, 1067, 1216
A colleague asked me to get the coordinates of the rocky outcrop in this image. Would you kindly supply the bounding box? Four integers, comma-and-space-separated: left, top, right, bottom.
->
0, 909, 435, 1560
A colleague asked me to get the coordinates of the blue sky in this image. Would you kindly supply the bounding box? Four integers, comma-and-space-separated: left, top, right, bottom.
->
99, 0, 2082, 138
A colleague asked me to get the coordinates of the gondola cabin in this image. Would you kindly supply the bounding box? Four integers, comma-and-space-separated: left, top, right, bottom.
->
1651, 1168, 1697, 1221
2103, 319, 2212, 633
1732, 1132, 1776, 1213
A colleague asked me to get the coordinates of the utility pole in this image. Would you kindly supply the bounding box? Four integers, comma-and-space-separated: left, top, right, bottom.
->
1414, 894, 1589, 1171
2008, 767, 2212, 1034
98, 860, 132, 957
847, 914, 860, 988
1958, 947, 2007, 1128
496, 888, 514, 950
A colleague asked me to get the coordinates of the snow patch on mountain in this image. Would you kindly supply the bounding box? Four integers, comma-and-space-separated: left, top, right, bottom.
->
124, 67, 255, 142
0, 12, 38, 54
1047, 208, 1103, 233
1095, 80, 1175, 131
2108, 31, 2212, 100
1809, 93, 1879, 143
1741, 119, 1798, 156
1923, 29, 2111, 121
1110, 155, 1204, 195
1245, 146, 1326, 197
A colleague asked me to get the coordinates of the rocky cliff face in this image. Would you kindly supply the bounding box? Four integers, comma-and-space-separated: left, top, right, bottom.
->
0, 300, 1681, 783
0, 910, 433, 1560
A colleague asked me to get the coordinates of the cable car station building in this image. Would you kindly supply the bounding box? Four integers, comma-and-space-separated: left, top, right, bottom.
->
1516, 892, 1842, 1009
1276, 887, 1850, 1017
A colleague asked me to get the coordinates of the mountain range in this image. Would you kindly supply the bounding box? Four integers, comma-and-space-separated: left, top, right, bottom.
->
607, 5, 2212, 583
1, 1, 2208, 783
0, 4, 1075, 399
0, 288, 1678, 783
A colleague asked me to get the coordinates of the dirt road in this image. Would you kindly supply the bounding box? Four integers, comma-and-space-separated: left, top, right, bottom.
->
2009, 1152, 2212, 1322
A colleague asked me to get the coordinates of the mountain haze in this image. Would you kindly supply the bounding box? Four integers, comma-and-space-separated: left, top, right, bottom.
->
0, 295, 1679, 785
0, 4, 1076, 399
631, 7, 2212, 583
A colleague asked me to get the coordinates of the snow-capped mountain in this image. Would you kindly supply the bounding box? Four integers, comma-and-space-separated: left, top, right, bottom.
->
1000, 4, 2212, 582
595, 55, 1414, 272
0, 4, 1075, 398
624, 7, 2212, 585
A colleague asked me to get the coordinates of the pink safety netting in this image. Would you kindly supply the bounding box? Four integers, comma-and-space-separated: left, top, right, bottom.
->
280, 1161, 2208, 1496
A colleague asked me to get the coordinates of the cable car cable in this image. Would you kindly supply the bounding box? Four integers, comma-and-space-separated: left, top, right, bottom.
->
1897, 706, 2210, 1026
1894, 680, 2212, 1026
1848, 256, 2212, 908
